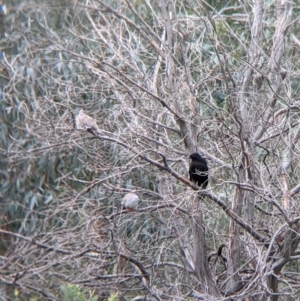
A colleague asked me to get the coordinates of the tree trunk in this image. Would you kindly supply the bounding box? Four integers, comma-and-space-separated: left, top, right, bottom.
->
193, 201, 220, 296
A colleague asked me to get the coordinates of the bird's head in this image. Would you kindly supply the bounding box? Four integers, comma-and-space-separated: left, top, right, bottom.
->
190, 152, 204, 161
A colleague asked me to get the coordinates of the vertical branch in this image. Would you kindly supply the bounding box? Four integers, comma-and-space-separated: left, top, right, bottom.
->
225, 185, 244, 294
255, 0, 292, 141
227, 0, 265, 291
161, 0, 197, 151
267, 0, 292, 74
241, 0, 264, 118
280, 124, 300, 210
160, 0, 219, 295
193, 201, 220, 296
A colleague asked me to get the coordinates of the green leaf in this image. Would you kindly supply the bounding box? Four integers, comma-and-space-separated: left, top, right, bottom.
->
29, 195, 37, 210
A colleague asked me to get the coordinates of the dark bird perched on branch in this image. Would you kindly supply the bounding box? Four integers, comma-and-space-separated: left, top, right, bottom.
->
189, 153, 208, 188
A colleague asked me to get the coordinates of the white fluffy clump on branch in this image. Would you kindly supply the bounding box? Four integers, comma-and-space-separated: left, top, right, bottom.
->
121, 193, 140, 211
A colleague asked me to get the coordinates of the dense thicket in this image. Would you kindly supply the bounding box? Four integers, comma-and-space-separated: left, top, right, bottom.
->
1, 1, 300, 300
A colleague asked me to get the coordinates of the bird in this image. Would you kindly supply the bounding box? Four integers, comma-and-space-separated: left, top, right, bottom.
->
74, 109, 100, 134
121, 193, 139, 211
189, 153, 208, 188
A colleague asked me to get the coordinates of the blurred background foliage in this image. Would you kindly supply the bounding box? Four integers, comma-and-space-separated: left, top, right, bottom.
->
1, 0, 300, 300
